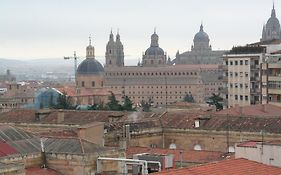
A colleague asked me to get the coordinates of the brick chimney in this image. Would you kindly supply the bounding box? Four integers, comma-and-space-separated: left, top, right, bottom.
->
57, 110, 64, 123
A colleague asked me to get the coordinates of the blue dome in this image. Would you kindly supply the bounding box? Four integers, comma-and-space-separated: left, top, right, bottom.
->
77, 58, 104, 75
194, 24, 209, 42
145, 46, 164, 55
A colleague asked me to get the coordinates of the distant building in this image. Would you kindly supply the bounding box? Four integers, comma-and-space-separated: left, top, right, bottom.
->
0, 69, 15, 82
173, 24, 227, 65
76, 31, 223, 106
261, 4, 281, 42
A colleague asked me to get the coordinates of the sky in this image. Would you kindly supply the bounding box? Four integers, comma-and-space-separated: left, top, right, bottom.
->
0, 0, 280, 61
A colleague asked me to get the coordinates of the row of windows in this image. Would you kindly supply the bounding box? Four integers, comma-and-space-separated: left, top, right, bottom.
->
226, 72, 249, 77
128, 91, 192, 95
226, 94, 249, 101
229, 83, 249, 89
268, 81, 281, 89
112, 86, 199, 89
81, 81, 103, 87
225, 60, 249, 66
106, 71, 198, 76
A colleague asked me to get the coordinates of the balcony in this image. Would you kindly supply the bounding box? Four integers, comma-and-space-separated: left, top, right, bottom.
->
250, 88, 259, 94
268, 76, 281, 82
268, 88, 281, 95
250, 65, 259, 70
250, 77, 260, 82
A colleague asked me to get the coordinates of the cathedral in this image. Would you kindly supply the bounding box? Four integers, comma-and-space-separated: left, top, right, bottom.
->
261, 4, 281, 42
75, 30, 222, 106
173, 24, 227, 65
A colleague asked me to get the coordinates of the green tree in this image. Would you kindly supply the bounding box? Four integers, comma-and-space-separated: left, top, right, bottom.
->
122, 96, 135, 111
184, 93, 195, 103
106, 92, 122, 111
52, 92, 74, 109
141, 99, 152, 112
206, 93, 223, 111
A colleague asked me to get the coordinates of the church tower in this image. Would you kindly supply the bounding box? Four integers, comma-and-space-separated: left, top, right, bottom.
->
115, 30, 124, 67
105, 30, 124, 67
261, 3, 281, 41
142, 30, 167, 67
86, 36, 95, 59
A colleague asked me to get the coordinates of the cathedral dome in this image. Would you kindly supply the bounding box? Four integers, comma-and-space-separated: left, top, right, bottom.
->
77, 58, 104, 75
194, 24, 209, 42
145, 46, 164, 55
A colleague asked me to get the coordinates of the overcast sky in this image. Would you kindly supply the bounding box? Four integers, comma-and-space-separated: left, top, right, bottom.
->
0, 0, 279, 60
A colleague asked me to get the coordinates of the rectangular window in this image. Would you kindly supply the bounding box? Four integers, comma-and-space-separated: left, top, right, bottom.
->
235, 83, 238, 88
235, 95, 238, 100
240, 84, 243, 88
235, 72, 238, 77
82, 81, 85, 87
230, 72, 233, 77
245, 95, 249, 101
235, 61, 238, 65
230, 61, 233, 65
245, 72, 249, 77
92, 81, 95, 87
245, 84, 249, 88
245, 60, 249, 65
240, 95, 243, 100
230, 83, 233, 88
240, 60, 243, 65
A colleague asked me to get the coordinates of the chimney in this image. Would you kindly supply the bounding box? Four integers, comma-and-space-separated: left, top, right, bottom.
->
261, 104, 266, 112
239, 106, 243, 116
195, 120, 200, 128
57, 110, 64, 123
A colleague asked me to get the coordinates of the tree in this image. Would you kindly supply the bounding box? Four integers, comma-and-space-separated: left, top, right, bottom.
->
52, 92, 74, 109
122, 96, 135, 111
106, 92, 122, 111
141, 99, 152, 112
184, 93, 195, 103
206, 93, 223, 111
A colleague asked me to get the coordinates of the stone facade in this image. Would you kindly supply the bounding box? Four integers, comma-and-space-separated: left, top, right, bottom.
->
76, 31, 223, 106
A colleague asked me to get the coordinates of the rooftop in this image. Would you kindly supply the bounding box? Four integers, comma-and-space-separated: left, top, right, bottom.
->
127, 147, 228, 163
152, 158, 281, 175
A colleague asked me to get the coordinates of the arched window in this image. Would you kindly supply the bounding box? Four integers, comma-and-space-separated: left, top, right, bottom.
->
194, 144, 202, 151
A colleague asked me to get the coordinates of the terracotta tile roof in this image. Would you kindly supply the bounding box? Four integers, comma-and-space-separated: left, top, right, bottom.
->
0, 109, 160, 132
126, 147, 228, 163
26, 167, 62, 175
0, 142, 18, 157
236, 141, 262, 148
215, 104, 281, 117
152, 158, 281, 175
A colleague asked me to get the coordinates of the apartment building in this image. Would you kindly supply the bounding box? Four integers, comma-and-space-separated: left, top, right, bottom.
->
222, 46, 266, 107
261, 52, 281, 106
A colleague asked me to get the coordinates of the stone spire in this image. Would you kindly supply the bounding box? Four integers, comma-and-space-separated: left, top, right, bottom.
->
109, 29, 114, 41
272, 2, 276, 18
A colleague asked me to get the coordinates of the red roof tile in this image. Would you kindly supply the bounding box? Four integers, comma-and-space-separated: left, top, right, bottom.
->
0, 142, 18, 157
236, 141, 262, 148
215, 104, 281, 117
152, 158, 281, 175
